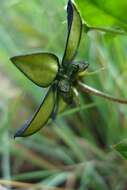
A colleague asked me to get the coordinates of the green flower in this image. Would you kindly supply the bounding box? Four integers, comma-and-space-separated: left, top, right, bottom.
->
10, 0, 127, 138
10, 0, 87, 137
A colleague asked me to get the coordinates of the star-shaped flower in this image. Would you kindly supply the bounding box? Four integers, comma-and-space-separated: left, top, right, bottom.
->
10, 0, 127, 138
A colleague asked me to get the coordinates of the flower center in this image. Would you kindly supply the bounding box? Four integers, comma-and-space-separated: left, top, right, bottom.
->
55, 61, 89, 104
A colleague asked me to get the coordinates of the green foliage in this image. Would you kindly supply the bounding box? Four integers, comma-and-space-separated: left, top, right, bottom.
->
113, 140, 127, 159
76, 0, 127, 34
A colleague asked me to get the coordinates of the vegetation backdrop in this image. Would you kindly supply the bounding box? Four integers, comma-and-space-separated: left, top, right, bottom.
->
1, 0, 127, 189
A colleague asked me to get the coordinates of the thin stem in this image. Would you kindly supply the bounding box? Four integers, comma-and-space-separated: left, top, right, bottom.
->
78, 67, 106, 78
78, 81, 127, 104
90, 26, 125, 35
83, 23, 126, 35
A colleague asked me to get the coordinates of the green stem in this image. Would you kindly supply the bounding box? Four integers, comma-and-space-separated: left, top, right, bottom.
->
83, 23, 126, 35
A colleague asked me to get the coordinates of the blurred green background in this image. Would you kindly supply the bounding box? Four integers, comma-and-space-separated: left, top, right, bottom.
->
1, 0, 127, 189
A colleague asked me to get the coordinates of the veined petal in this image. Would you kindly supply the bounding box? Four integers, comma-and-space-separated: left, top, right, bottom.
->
10, 53, 59, 87
51, 92, 67, 120
58, 95, 67, 113
62, 0, 82, 66
14, 87, 55, 137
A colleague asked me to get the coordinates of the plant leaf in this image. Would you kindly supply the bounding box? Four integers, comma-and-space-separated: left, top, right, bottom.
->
10, 53, 59, 87
62, 0, 82, 66
113, 139, 127, 159
75, 0, 127, 33
14, 87, 55, 137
